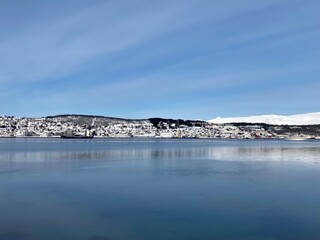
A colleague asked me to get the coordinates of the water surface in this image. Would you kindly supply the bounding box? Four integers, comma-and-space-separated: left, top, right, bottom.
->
1, 138, 320, 240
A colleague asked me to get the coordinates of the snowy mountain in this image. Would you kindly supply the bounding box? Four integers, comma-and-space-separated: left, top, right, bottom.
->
208, 112, 320, 125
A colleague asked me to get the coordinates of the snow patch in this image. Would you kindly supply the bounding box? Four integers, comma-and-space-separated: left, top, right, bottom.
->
208, 112, 320, 125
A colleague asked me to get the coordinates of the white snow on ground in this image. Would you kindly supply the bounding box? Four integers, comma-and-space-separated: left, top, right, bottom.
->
208, 112, 320, 125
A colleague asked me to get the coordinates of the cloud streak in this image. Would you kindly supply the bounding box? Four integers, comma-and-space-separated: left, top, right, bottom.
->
0, 0, 319, 118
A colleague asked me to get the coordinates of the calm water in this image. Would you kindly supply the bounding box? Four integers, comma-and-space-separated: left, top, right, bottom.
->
1, 138, 320, 240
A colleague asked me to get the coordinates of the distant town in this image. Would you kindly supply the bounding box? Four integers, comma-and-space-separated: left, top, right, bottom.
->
1, 115, 320, 140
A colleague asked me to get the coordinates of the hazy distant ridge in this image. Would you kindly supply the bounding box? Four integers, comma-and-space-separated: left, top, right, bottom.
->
208, 112, 320, 125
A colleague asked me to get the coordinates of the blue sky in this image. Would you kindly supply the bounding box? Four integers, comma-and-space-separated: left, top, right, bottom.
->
0, 0, 319, 119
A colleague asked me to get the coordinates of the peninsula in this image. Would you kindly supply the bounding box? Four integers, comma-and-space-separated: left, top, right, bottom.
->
1, 113, 320, 139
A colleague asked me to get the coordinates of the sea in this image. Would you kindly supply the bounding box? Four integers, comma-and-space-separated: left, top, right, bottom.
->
0, 138, 320, 240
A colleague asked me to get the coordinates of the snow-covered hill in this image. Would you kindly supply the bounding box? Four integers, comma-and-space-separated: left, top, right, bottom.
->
208, 112, 320, 125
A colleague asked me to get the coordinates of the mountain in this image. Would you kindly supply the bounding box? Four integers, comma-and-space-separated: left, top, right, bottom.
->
208, 112, 320, 125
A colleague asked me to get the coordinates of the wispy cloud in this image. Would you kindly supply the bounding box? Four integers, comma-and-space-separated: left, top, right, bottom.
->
0, 0, 319, 118
0, 0, 289, 84
0, 0, 203, 83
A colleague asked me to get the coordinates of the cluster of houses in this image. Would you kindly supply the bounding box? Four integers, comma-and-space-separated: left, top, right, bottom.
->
0, 115, 316, 139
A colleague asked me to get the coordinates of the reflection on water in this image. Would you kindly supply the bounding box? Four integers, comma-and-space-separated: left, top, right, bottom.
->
1, 139, 320, 172
0, 138, 320, 240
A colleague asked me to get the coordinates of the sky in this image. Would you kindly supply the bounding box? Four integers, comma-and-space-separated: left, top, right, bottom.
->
0, 0, 319, 120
